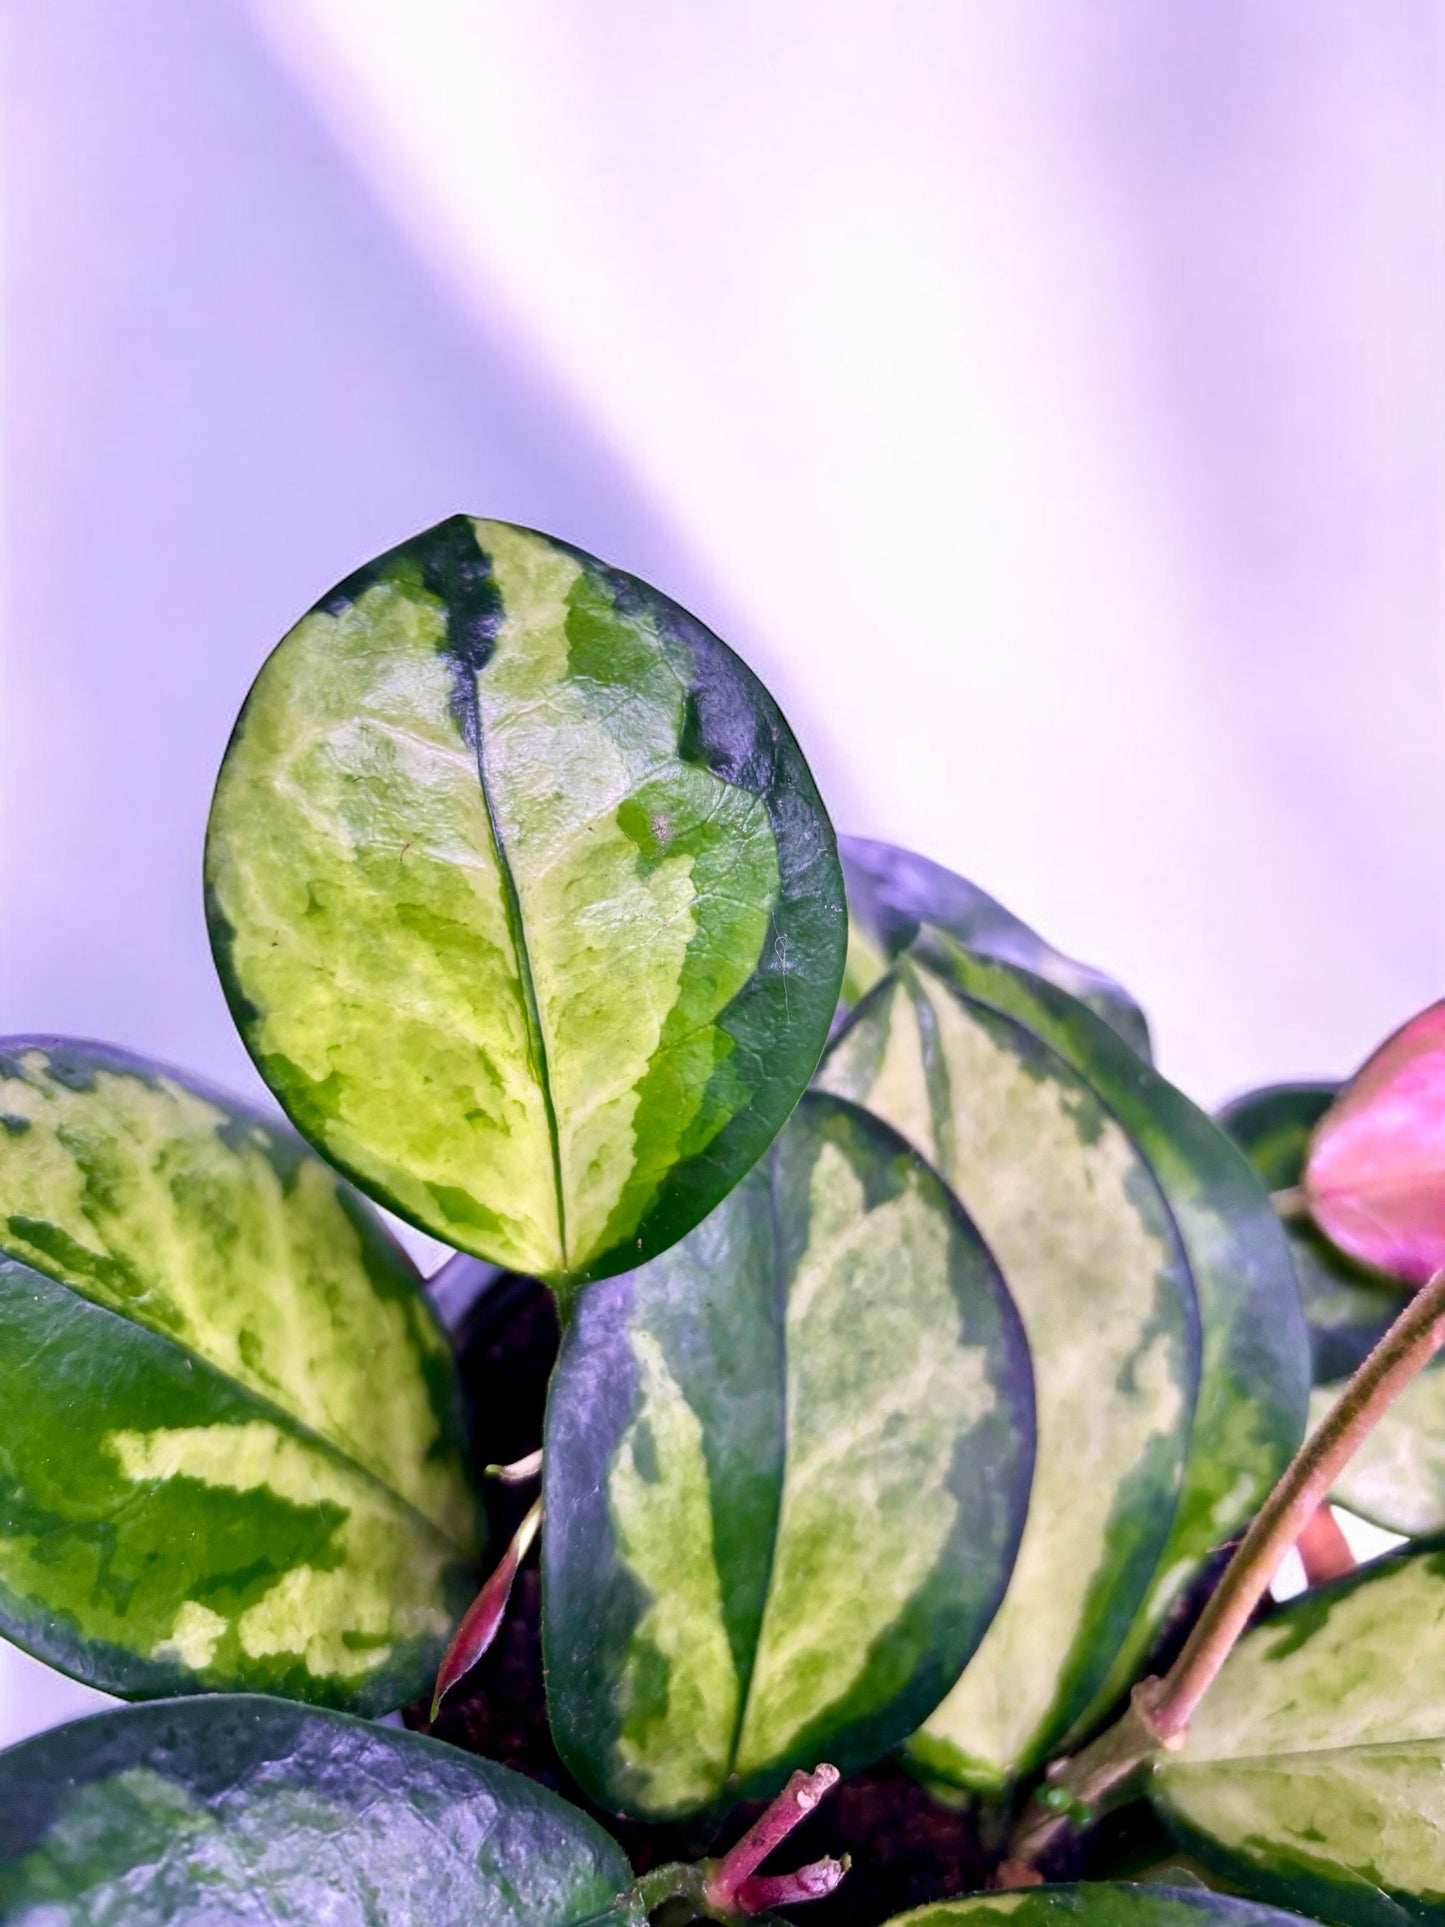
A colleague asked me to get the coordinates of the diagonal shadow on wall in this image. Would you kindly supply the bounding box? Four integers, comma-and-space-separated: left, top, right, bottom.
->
1, 0, 714, 1083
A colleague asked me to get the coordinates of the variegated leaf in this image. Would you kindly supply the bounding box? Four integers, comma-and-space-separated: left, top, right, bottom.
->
206, 516, 845, 1296
839, 836, 1152, 1058
1153, 1546, 1445, 1925
908, 942, 1308, 1741
1308, 1368, 1445, 1538
815, 959, 1197, 1789
885, 1886, 1321, 1926
0, 1039, 477, 1713
542, 1091, 1033, 1819
0, 1696, 639, 1926
1218, 1084, 1410, 1382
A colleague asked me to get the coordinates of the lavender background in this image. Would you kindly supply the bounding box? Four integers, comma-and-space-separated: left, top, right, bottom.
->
2, 0, 1440, 1743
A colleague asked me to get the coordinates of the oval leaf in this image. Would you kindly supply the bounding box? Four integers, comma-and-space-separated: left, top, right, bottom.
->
1219, 1084, 1410, 1382
542, 1091, 1034, 1819
839, 836, 1152, 1058
0, 1696, 638, 1926
1304, 1003, 1445, 1288
815, 959, 1198, 1788
206, 516, 846, 1293
886, 1886, 1321, 1926
909, 943, 1308, 1741
1309, 1368, 1445, 1538
0, 1039, 477, 1712
1153, 1545, 1445, 1925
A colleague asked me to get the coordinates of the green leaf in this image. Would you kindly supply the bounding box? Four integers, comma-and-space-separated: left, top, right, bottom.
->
1153, 1545, 1445, 1925
840, 836, 1152, 1059
0, 1038, 478, 1713
206, 516, 846, 1294
883, 1886, 1321, 1925
541, 1091, 1034, 1819
1218, 1084, 1411, 1382
909, 943, 1308, 1742
815, 958, 1198, 1788
1308, 1370, 1445, 1538
0, 1695, 639, 1926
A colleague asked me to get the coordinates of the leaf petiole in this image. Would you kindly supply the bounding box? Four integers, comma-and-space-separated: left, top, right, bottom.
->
635, 1766, 847, 1922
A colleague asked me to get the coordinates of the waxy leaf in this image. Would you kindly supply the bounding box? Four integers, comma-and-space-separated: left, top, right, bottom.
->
1153, 1545, 1445, 1925
905, 945, 1308, 1741
887, 1886, 1321, 1926
1219, 1084, 1410, 1382
0, 1039, 477, 1712
839, 836, 1152, 1059
1308, 1368, 1445, 1537
206, 516, 846, 1294
816, 959, 1198, 1788
0, 1696, 639, 1926
1304, 1003, 1445, 1288
542, 1092, 1034, 1819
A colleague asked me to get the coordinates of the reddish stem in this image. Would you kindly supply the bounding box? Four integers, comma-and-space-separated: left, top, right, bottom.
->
704, 1765, 843, 1916
1296, 1503, 1357, 1588
430, 1499, 540, 1722
735, 1858, 850, 1913
1008, 1264, 1445, 1868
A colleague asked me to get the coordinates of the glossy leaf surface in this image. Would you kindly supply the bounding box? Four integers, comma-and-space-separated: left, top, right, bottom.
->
0, 1039, 477, 1712
839, 836, 1152, 1058
888, 1886, 1321, 1926
1219, 1084, 1410, 1381
1304, 1003, 1445, 1287
543, 1092, 1033, 1818
0, 1696, 638, 1926
1154, 1546, 1445, 1925
816, 959, 1197, 1788
908, 944, 1308, 1738
1309, 1369, 1445, 1537
207, 516, 845, 1292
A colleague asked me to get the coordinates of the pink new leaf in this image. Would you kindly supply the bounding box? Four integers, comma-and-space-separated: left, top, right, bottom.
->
430, 1499, 540, 1723
1306, 1000, 1445, 1287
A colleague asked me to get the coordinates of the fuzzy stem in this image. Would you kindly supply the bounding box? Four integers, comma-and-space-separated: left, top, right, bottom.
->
634, 1864, 709, 1919
1009, 1264, 1445, 1866
1154, 1262, 1445, 1735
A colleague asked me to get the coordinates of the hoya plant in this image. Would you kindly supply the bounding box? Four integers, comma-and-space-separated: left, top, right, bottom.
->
2, 515, 1444, 1927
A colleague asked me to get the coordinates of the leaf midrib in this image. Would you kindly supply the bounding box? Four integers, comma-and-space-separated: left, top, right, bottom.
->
4, 1248, 471, 1556
1166, 1734, 1445, 1772
443, 569, 570, 1282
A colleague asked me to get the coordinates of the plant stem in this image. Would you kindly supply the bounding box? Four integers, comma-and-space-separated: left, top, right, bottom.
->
704, 1766, 847, 1917
1152, 1262, 1445, 1733
485, 1448, 543, 1484
631, 1768, 847, 1922
1008, 1264, 1445, 1870
1270, 1185, 1311, 1223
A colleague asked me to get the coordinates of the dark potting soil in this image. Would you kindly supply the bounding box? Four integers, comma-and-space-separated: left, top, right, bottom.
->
406, 1276, 1156, 1922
